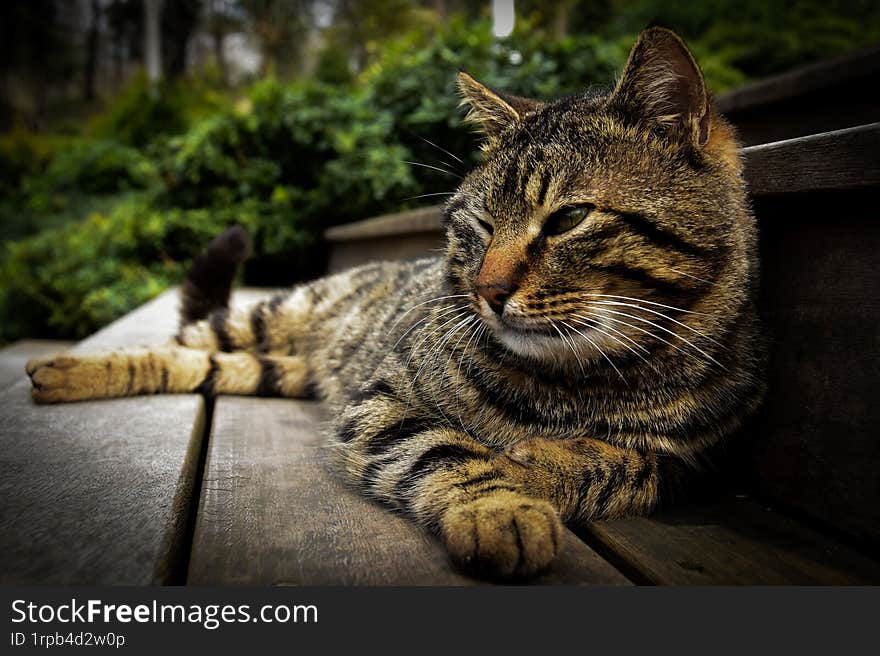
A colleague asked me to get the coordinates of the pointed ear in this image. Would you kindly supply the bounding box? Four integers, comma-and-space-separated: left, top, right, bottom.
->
457, 71, 543, 138
610, 27, 710, 147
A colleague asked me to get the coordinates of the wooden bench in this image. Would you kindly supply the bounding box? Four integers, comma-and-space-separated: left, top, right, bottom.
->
1, 125, 878, 584
0, 292, 205, 584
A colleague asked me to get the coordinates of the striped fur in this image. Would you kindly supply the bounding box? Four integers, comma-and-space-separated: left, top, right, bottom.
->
26, 28, 765, 580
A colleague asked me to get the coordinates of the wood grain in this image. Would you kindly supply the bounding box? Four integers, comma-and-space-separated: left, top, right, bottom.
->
743, 123, 880, 196
188, 396, 630, 585
583, 496, 880, 585
0, 289, 205, 584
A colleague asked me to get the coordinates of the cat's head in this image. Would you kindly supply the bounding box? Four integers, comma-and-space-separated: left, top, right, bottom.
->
444, 27, 754, 368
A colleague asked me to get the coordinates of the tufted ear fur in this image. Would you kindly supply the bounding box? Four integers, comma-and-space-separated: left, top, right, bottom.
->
609, 27, 710, 147
457, 71, 543, 139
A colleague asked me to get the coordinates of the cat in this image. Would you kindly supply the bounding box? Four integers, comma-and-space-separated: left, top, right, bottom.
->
26, 27, 765, 580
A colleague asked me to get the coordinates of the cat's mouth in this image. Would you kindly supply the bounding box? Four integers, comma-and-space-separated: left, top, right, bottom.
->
474, 297, 610, 364
476, 297, 556, 337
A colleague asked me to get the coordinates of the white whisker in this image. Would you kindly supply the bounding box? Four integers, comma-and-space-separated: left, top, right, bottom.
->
668, 267, 713, 285
560, 320, 628, 385
401, 191, 456, 202
585, 305, 724, 369
571, 313, 649, 354
570, 316, 650, 363
587, 299, 722, 347
585, 293, 707, 316
390, 303, 467, 352
418, 135, 465, 164
406, 314, 474, 413
387, 294, 470, 334
401, 160, 463, 179
547, 319, 586, 375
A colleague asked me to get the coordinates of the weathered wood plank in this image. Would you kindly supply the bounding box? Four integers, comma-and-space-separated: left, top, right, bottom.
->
0, 340, 74, 390
743, 123, 880, 196
327, 233, 445, 274
0, 289, 205, 584
324, 205, 443, 241
188, 396, 629, 585
752, 190, 880, 544
583, 496, 880, 585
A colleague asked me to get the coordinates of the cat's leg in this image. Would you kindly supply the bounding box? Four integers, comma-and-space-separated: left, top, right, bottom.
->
332, 394, 563, 579
26, 346, 310, 403
175, 286, 315, 355
496, 437, 661, 525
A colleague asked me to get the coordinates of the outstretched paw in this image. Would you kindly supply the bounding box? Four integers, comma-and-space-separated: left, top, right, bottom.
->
26, 354, 98, 404
441, 490, 562, 580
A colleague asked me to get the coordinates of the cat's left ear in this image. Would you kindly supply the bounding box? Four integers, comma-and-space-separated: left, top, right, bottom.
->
610, 27, 710, 147
457, 71, 543, 138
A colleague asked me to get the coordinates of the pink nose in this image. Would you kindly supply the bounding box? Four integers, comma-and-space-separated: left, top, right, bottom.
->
477, 283, 515, 315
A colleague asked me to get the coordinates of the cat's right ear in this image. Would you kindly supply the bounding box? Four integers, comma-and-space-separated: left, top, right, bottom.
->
609, 27, 711, 147
457, 71, 542, 139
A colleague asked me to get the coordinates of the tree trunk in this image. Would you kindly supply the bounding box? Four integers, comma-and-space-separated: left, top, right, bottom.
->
84, 0, 100, 101
212, 30, 227, 85
161, 0, 200, 78
553, 0, 576, 39
144, 0, 163, 85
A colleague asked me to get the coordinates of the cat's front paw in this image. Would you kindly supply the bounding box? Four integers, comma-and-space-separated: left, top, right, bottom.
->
26, 354, 99, 404
441, 490, 562, 580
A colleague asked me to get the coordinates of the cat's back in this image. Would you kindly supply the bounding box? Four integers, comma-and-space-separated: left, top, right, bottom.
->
305, 256, 446, 401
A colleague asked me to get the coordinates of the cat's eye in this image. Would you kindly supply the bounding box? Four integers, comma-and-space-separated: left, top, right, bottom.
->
544, 205, 594, 235
476, 218, 494, 235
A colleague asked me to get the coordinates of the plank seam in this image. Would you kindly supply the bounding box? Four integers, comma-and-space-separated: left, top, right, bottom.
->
177, 396, 216, 585
571, 525, 657, 586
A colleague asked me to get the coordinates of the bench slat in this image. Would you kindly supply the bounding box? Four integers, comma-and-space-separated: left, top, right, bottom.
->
582, 497, 880, 585
743, 122, 880, 196
0, 290, 205, 584
188, 396, 630, 585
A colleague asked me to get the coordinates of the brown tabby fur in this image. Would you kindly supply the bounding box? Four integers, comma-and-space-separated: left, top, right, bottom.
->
26, 28, 765, 580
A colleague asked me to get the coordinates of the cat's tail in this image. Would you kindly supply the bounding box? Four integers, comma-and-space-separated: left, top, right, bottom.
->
180, 225, 251, 326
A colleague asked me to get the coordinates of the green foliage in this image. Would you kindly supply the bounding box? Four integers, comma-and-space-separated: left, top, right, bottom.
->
0, 134, 159, 243
0, 77, 417, 339
29, 139, 158, 197
158, 78, 414, 220
362, 17, 633, 197
0, 126, 68, 197
89, 71, 228, 148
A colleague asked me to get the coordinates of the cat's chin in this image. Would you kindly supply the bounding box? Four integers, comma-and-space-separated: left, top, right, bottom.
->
496, 326, 565, 361
489, 317, 598, 366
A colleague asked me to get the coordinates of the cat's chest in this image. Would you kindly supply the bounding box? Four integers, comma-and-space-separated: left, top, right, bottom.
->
426, 362, 619, 445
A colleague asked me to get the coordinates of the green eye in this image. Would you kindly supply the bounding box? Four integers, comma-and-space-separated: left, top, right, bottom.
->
544, 205, 593, 235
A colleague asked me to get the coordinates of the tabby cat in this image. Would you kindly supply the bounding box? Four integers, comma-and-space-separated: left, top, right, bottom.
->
26, 28, 765, 579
